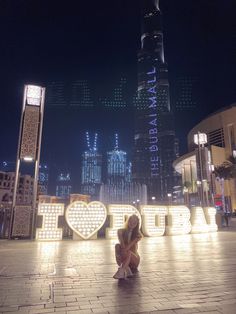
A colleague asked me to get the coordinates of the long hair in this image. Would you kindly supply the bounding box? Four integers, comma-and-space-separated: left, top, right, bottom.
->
124, 215, 142, 243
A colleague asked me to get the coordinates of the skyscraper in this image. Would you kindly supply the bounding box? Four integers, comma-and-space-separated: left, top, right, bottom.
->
56, 172, 72, 199
81, 133, 102, 199
133, 0, 178, 201
99, 134, 147, 204
38, 164, 49, 195
107, 134, 127, 185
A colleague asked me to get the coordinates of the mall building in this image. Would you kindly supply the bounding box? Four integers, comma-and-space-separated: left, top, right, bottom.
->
173, 104, 236, 212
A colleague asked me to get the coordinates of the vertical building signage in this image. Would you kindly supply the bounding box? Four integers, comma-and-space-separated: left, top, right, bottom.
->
147, 67, 158, 177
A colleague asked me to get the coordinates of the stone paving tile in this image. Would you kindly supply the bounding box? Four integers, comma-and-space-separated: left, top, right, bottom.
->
1, 232, 236, 314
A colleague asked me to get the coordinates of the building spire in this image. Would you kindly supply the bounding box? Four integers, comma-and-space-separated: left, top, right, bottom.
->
140, 0, 164, 63
86, 132, 98, 152
141, 0, 160, 14
86, 131, 91, 150
115, 133, 119, 150
154, 0, 160, 10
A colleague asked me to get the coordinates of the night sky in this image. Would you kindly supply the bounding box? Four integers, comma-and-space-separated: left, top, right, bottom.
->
1, 0, 236, 187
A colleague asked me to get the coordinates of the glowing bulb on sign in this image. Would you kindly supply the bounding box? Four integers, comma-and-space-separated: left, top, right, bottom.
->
65, 201, 107, 240
204, 207, 218, 232
166, 206, 192, 236
106, 204, 141, 239
190, 206, 209, 233
35, 202, 218, 241
36, 203, 64, 241
141, 205, 167, 237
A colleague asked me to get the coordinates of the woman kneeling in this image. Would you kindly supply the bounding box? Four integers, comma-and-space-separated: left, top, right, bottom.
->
113, 214, 142, 279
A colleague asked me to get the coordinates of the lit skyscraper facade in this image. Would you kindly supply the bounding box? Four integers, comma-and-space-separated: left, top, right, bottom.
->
56, 173, 72, 199
107, 150, 126, 182
133, 0, 178, 201
38, 164, 49, 195
107, 134, 127, 185
100, 135, 147, 204
99, 181, 147, 205
81, 133, 102, 199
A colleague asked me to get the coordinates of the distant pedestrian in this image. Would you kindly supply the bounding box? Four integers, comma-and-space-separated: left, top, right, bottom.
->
113, 214, 142, 279
224, 211, 231, 227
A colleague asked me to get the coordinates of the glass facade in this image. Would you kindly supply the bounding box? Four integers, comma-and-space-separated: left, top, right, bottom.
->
81, 133, 102, 199
56, 173, 72, 199
107, 150, 127, 184
38, 164, 49, 195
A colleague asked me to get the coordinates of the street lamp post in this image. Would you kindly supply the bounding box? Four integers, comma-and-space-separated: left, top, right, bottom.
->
183, 187, 189, 207
136, 199, 140, 211
9, 85, 45, 240
151, 196, 156, 204
167, 193, 172, 206
210, 164, 215, 206
194, 132, 209, 207
196, 180, 202, 205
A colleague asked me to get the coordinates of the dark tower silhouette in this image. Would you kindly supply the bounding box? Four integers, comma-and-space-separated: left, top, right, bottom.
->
133, 0, 178, 201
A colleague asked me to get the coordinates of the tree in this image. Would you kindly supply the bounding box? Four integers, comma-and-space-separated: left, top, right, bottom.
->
227, 155, 236, 177
214, 156, 236, 211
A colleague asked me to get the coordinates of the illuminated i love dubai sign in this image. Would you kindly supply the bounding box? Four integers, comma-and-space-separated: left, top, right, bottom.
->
36, 201, 218, 241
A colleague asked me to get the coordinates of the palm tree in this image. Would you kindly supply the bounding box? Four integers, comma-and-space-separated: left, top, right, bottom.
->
227, 155, 236, 177
214, 157, 236, 211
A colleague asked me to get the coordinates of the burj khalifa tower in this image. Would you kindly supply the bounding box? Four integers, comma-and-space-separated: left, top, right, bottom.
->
133, 0, 178, 201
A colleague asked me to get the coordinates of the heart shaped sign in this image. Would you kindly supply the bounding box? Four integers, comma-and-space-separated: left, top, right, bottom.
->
65, 201, 107, 240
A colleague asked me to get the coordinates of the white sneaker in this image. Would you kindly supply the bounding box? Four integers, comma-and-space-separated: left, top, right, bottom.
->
113, 267, 127, 279
126, 266, 133, 278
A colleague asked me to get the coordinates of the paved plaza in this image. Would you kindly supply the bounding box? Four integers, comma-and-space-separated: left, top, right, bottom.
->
1, 229, 236, 314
